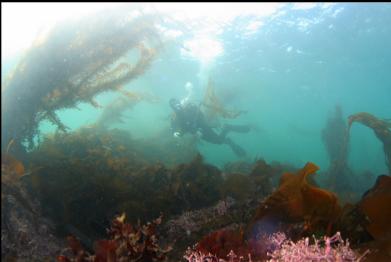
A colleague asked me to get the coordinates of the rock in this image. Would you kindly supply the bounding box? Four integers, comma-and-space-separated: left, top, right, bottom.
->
1, 178, 65, 261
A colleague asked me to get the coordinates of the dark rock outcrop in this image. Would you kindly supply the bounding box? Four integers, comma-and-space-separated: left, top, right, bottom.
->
1, 177, 65, 261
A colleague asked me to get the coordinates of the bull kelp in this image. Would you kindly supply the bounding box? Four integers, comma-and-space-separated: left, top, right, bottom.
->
2, 3, 391, 262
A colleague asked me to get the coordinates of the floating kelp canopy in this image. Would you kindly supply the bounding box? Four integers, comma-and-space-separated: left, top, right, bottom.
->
1, 6, 162, 156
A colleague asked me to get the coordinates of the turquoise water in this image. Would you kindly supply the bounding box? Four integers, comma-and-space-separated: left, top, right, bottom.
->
2, 3, 390, 175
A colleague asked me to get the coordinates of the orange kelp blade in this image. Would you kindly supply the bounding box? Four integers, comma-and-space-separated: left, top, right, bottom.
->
359, 175, 391, 241
248, 162, 341, 236
1, 153, 25, 182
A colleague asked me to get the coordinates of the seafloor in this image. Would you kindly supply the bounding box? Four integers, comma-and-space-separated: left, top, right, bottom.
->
2, 127, 390, 261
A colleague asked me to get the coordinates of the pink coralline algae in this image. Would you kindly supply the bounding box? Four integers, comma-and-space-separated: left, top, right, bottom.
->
184, 248, 253, 262
267, 232, 369, 262
183, 232, 368, 262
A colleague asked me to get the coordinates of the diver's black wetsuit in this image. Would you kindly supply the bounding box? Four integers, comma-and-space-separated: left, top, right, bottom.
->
169, 98, 250, 157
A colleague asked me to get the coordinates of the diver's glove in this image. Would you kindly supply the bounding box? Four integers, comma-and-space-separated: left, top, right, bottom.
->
173, 131, 182, 138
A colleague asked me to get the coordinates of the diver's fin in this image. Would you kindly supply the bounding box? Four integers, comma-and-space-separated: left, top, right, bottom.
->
230, 143, 247, 157
223, 124, 251, 133
226, 139, 247, 157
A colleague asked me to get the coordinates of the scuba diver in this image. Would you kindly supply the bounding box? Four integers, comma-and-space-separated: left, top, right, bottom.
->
169, 98, 250, 157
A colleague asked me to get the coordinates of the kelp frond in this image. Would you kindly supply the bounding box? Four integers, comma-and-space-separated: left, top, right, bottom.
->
201, 78, 246, 120
2, 7, 162, 154
348, 112, 391, 174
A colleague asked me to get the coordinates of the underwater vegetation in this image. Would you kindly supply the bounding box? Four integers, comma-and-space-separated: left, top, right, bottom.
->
357, 175, 391, 242
322, 106, 348, 166
1, 6, 162, 156
325, 174, 391, 261
23, 126, 279, 241
162, 197, 246, 259
185, 232, 367, 262
320, 109, 391, 202
56, 213, 172, 262
1, 124, 288, 259
194, 227, 250, 260
131, 127, 199, 167
2, 153, 25, 182
2, 154, 65, 261
1, 6, 390, 260
201, 78, 247, 127
348, 112, 391, 175
321, 105, 353, 193
182, 165, 389, 262
266, 231, 368, 262
2, 130, 391, 261
94, 90, 160, 129
24, 128, 218, 240
184, 161, 388, 261
248, 162, 342, 240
